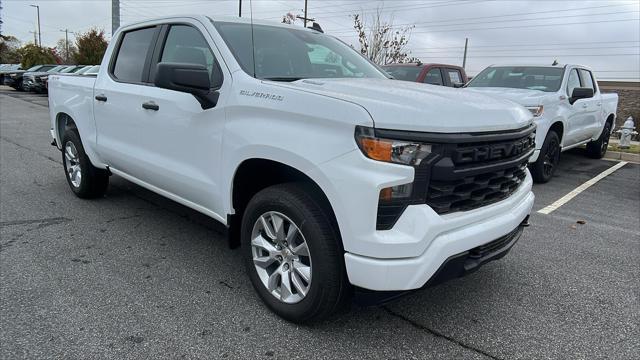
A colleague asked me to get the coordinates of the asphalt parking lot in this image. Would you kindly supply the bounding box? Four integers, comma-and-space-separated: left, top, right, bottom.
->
1, 86, 638, 359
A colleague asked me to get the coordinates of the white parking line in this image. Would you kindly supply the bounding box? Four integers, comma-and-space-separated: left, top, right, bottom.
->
537, 161, 628, 215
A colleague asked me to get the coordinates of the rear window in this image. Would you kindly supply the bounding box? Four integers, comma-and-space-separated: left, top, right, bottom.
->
382, 66, 422, 82
112, 27, 157, 83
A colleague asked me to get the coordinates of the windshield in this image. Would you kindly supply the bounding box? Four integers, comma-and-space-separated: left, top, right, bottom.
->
47, 66, 65, 73
381, 66, 422, 81
212, 21, 386, 81
27, 65, 42, 71
467, 66, 564, 92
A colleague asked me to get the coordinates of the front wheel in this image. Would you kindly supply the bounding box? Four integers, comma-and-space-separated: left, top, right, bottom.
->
530, 130, 561, 183
586, 122, 611, 159
241, 183, 350, 323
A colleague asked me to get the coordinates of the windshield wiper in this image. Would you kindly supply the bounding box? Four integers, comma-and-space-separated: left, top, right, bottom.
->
261, 77, 304, 82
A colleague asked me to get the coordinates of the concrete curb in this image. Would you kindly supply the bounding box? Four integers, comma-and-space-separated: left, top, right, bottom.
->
604, 150, 640, 163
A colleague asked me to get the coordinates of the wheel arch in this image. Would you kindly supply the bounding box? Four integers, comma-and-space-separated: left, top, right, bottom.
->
227, 157, 342, 250
549, 121, 564, 143
55, 112, 77, 149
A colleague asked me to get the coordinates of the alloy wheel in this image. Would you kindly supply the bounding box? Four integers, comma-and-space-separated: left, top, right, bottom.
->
251, 211, 312, 304
543, 138, 559, 178
64, 141, 82, 188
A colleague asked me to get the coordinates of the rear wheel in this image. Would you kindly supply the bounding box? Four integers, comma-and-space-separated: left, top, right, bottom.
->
586, 122, 611, 159
62, 129, 109, 198
530, 130, 560, 183
241, 183, 350, 323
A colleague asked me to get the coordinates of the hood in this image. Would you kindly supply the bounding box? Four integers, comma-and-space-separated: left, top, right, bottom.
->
277, 78, 532, 133
24, 71, 51, 77
465, 87, 551, 107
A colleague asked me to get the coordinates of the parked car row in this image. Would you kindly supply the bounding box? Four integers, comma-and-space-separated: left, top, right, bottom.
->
0, 64, 22, 84
2, 64, 100, 93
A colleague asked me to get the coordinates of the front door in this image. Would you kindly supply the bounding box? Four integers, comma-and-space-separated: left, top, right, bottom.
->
132, 22, 228, 216
563, 68, 593, 146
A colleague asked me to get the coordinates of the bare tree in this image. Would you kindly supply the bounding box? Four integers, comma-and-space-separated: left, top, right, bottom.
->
352, 7, 419, 65
281, 12, 299, 24
55, 38, 77, 64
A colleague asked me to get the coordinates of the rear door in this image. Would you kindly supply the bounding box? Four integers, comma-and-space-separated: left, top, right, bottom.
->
94, 25, 161, 174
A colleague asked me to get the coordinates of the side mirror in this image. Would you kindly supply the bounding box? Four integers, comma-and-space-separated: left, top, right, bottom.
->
452, 82, 465, 88
570, 87, 594, 105
154, 62, 219, 109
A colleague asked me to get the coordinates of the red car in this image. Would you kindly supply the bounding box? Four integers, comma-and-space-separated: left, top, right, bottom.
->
381, 63, 469, 87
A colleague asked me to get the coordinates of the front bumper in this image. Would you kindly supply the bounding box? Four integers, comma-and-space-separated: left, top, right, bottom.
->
529, 149, 540, 163
343, 175, 534, 291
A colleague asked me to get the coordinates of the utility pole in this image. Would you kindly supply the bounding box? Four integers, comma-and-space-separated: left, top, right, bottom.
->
111, 0, 120, 35
29, 4, 41, 47
462, 37, 468, 69
238, 0, 241, 17
29, 31, 37, 45
303, 0, 308, 27
60, 29, 69, 62
296, 1, 314, 28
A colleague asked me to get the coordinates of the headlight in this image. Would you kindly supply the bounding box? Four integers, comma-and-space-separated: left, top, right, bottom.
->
355, 126, 432, 166
526, 105, 544, 117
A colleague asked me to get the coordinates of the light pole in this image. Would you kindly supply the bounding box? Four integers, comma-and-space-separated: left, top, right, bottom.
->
29, 4, 41, 47
60, 29, 69, 62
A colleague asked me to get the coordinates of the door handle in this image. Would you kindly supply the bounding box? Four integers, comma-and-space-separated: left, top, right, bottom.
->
95, 94, 107, 102
582, 103, 588, 108
142, 101, 159, 111
597, 102, 602, 106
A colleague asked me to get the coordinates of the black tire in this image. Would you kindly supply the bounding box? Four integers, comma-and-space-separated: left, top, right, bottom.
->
530, 130, 561, 183
241, 183, 350, 323
586, 122, 611, 159
61, 129, 109, 198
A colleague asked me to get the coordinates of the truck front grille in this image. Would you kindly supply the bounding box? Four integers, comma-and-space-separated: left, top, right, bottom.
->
426, 160, 528, 214
373, 124, 535, 229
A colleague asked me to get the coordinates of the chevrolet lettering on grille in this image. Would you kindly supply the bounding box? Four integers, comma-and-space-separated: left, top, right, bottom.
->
453, 134, 535, 164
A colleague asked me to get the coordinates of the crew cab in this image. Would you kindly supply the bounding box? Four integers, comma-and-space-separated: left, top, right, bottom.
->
381, 62, 468, 87
466, 64, 618, 182
49, 16, 535, 322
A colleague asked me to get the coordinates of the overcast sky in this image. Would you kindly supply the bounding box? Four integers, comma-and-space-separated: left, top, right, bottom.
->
1, 0, 639, 79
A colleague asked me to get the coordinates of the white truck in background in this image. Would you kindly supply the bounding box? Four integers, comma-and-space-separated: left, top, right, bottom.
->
466, 64, 618, 183
48, 15, 536, 322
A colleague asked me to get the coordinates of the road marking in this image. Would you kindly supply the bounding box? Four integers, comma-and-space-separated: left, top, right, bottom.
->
537, 161, 628, 215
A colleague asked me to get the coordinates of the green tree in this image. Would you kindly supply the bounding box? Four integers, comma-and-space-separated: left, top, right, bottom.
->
0, 35, 22, 63
17, 43, 58, 69
74, 28, 108, 65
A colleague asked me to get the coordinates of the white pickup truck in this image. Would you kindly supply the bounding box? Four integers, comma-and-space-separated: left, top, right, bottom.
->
466, 64, 618, 182
49, 16, 535, 322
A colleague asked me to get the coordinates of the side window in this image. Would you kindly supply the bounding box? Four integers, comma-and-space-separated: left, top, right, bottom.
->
160, 25, 219, 85
579, 69, 595, 91
424, 68, 443, 85
112, 27, 157, 83
446, 69, 463, 85
566, 69, 581, 96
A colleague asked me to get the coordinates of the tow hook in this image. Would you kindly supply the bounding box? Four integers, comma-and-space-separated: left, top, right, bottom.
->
521, 215, 531, 227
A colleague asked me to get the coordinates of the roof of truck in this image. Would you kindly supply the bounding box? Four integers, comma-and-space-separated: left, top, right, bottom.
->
122, 15, 316, 32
